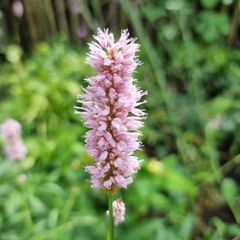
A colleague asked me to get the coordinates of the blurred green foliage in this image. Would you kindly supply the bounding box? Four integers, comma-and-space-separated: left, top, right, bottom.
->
0, 0, 240, 239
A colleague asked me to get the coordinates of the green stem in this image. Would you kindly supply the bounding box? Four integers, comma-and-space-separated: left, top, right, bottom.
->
107, 192, 114, 240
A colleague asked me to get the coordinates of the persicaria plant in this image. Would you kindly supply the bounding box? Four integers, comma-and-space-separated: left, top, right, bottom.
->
1, 119, 27, 161
75, 28, 146, 240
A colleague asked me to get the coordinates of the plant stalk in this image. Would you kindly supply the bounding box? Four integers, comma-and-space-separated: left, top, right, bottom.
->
107, 192, 114, 240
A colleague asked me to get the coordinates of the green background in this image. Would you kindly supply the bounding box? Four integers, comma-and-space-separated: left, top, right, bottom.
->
0, 0, 240, 239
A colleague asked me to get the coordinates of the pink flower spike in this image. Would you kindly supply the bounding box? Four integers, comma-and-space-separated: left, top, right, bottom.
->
1, 119, 21, 141
113, 198, 126, 225
106, 198, 126, 225
1, 119, 27, 161
5, 141, 27, 161
75, 28, 146, 192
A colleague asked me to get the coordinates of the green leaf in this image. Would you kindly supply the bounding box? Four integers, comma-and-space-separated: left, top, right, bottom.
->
48, 209, 59, 229
221, 178, 238, 203
201, 0, 220, 8
6, 45, 23, 64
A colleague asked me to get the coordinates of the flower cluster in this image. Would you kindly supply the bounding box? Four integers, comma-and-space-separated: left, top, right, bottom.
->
106, 198, 126, 225
113, 198, 126, 225
1, 119, 27, 161
75, 28, 146, 192
12, 0, 24, 18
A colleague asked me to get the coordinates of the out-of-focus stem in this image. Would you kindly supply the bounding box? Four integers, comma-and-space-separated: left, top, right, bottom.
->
122, 0, 187, 163
228, 0, 240, 46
